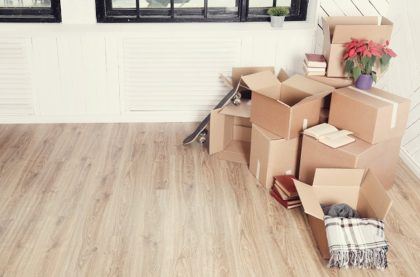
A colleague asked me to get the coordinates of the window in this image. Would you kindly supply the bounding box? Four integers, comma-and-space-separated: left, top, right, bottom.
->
0, 0, 61, 22
96, 0, 308, 23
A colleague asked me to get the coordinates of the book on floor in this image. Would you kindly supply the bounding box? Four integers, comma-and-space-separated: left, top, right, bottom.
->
303, 123, 355, 148
273, 175, 298, 198
304, 53, 327, 68
270, 187, 302, 209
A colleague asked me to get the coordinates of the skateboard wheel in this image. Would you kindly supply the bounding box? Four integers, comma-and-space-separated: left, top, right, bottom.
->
232, 97, 241, 106
198, 133, 207, 144
197, 129, 208, 144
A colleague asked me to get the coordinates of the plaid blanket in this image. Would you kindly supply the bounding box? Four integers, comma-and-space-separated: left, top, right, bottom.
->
324, 216, 388, 269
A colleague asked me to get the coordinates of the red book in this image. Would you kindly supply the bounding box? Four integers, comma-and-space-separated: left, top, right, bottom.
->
273, 175, 298, 198
270, 187, 301, 209
304, 53, 327, 68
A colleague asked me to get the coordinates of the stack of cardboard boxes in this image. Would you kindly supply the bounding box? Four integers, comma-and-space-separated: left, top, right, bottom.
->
210, 67, 335, 188
207, 15, 410, 261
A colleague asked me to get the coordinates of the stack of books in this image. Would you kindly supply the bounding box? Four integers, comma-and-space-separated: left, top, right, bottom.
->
303, 54, 327, 76
270, 175, 302, 209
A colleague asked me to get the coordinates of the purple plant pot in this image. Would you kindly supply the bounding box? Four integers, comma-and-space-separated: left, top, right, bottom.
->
355, 74, 373, 90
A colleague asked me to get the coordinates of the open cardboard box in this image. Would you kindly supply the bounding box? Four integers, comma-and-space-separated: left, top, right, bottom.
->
220, 66, 277, 99
249, 124, 300, 188
322, 16, 393, 77
209, 101, 252, 164
294, 168, 392, 259
242, 71, 334, 139
299, 134, 402, 190
329, 86, 410, 144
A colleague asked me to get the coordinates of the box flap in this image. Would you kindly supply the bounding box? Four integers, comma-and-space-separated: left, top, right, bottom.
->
357, 170, 392, 220
284, 75, 334, 96
209, 108, 227, 154
283, 75, 332, 107
253, 124, 283, 141
232, 67, 275, 89
324, 16, 380, 35
277, 68, 289, 82
294, 179, 324, 220
326, 16, 393, 44
241, 71, 282, 99
313, 168, 365, 187
220, 101, 251, 118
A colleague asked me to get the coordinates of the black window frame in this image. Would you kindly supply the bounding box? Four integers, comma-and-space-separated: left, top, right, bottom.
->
96, 0, 308, 23
0, 0, 61, 23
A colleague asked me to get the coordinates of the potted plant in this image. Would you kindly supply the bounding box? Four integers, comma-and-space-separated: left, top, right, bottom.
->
267, 7, 290, 28
343, 39, 397, 90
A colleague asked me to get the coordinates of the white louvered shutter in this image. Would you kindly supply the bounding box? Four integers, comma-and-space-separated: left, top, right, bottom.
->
121, 37, 241, 113
0, 38, 34, 115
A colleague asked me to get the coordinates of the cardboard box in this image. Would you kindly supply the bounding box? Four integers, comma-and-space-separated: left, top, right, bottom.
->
322, 16, 393, 77
209, 102, 252, 164
329, 86, 410, 144
299, 135, 402, 189
307, 75, 353, 89
294, 168, 392, 259
249, 124, 300, 188
242, 71, 334, 139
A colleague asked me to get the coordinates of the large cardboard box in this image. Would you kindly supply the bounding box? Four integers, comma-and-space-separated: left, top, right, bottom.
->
249, 124, 300, 188
306, 75, 353, 89
329, 86, 410, 144
322, 16, 393, 77
294, 168, 392, 259
209, 102, 252, 164
242, 71, 334, 139
299, 135, 402, 189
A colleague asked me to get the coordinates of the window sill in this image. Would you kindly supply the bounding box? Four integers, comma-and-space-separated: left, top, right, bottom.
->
0, 20, 316, 35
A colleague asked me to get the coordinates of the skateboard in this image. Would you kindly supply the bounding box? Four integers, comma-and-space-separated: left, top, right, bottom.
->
182, 88, 241, 145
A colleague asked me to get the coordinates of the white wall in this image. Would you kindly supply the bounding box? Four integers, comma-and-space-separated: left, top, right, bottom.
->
0, 0, 318, 122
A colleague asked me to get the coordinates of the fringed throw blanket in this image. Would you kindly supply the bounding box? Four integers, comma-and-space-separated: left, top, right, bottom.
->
324, 216, 388, 269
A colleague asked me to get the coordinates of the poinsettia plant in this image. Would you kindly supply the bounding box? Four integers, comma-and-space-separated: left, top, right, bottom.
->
343, 39, 397, 82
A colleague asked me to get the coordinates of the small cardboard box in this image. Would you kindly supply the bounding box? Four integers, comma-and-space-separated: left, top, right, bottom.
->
294, 168, 392, 259
249, 124, 300, 188
322, 16, 393, 77
329, 86, 410, 144
242, 71, 334, 139
209, 102, 252, 164
299, 135, 402, 189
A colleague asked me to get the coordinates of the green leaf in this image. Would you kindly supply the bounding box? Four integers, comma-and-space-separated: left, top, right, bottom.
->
352, 67, 362, 81
380, 54, 391, 72
344, 59, 354, 74
372, 72, 377, 83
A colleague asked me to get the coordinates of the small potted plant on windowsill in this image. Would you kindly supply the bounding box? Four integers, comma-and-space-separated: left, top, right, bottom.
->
343, 39, 397, 90
267, 6, 290, 28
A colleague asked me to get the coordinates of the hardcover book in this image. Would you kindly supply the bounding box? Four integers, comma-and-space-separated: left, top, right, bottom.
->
303, 123, 355, 148
304, 53, 327, 68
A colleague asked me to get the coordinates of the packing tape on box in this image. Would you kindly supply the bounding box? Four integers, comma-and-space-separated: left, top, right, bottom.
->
350, 86, 398, 129
302, 119, 308, 130
255, 160, 260, 180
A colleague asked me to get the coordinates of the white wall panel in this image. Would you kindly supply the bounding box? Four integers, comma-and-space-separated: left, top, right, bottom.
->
0, 38, 34, 115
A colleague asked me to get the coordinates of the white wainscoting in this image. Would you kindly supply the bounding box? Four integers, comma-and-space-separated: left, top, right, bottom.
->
0, 24, 316, 123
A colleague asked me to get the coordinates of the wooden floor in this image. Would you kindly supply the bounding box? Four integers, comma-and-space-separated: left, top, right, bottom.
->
0, 123, 419, 277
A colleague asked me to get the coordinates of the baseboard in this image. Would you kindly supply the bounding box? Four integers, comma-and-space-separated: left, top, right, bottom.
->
400, 148, 420, 179
0, 111, 207, 124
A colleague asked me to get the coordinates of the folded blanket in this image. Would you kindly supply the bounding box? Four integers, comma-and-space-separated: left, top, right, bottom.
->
324, 216, 388, 269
